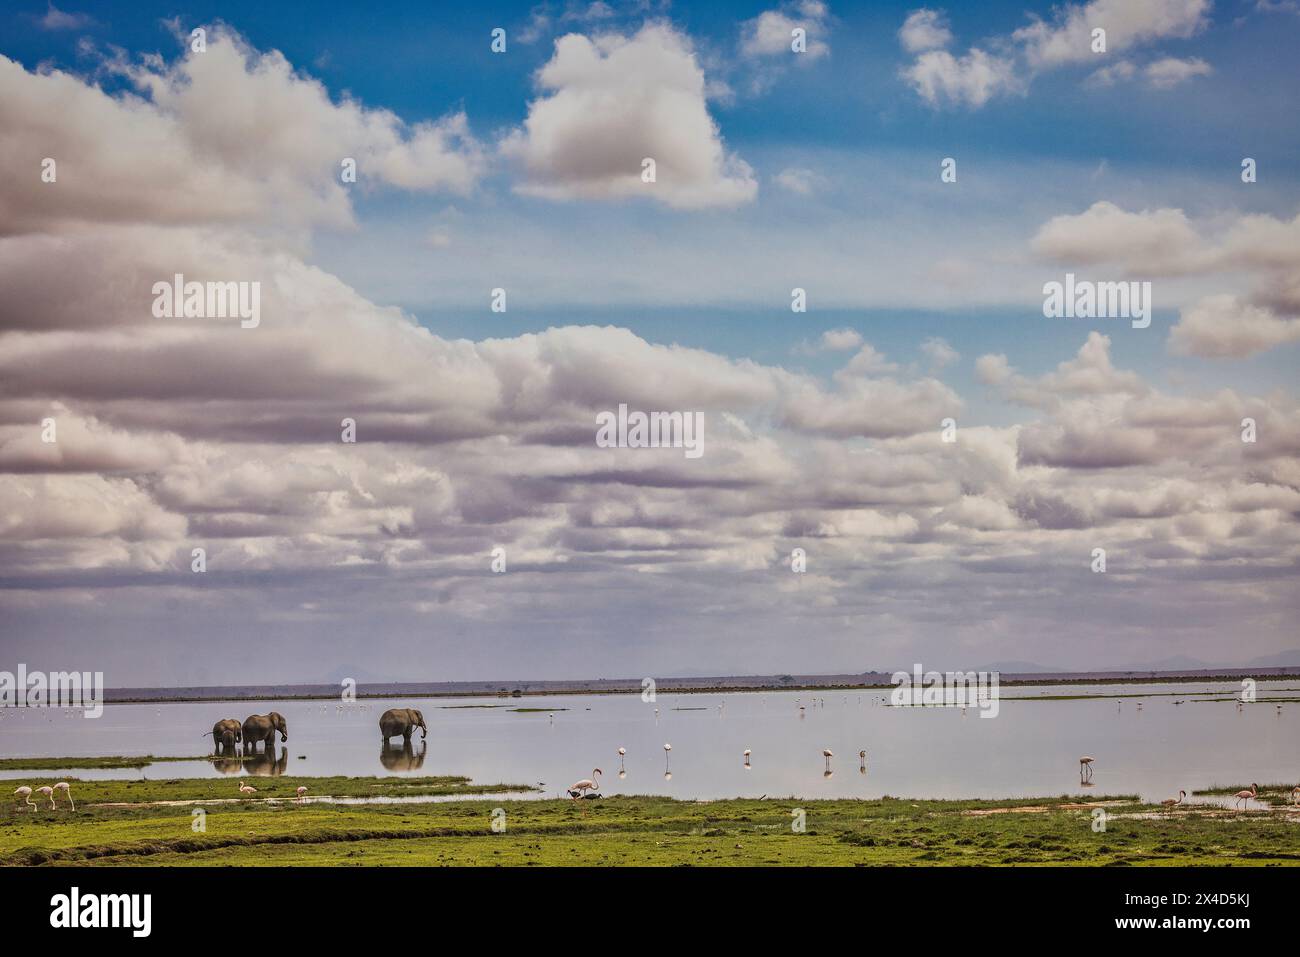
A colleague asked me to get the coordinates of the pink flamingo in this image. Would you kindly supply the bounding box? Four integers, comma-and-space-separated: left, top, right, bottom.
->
53, 781, 74, 810
567, 769, 601, 799
1079, 756, 1095, 780
238, 780, 257, 798
36, 785, 55, 809
1160, 790, 1186, 808
13, 786, 35, 811
1233, 783, 1258, 810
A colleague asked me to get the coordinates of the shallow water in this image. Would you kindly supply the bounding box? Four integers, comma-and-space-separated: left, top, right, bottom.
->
1, 681, 1296, 802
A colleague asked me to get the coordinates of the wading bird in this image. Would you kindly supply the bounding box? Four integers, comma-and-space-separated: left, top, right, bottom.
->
296, 786, 308, 803
618, 747, 626, 771
743, 749, 752, 768
823, 748, 833, 771
53, 781, 73, 810
859, 750, 867, 771
13, 786, 34, 811
36, 785, 54, 809
567, 769, 601, 799
1161, 790, 1186, 808
1079, 756, 1095, 779
1234, 783, 1258, 810
238, 780, 257, 798
1291, 785, 1299, 806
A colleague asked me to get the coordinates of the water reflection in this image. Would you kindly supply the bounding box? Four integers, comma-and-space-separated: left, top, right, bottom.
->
4, 680, 1298, 801
242, 744, 288, 777
379, 740, 426, 772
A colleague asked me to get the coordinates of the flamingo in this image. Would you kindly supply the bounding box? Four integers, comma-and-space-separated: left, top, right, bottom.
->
617, 747, 626, 771
13, 786, 35, 811
1160, 790, 1186, 808
1291, 785, 1299, 806
663, 743, 672, 770
567, 769, 601, 799
36, 785, 54, 809
859, 749, 867, 771
1234, 783, 1258, 810
743, 749, 752, 768
296, 786, 308, 803
53, 781, 74, 810
823, 748, 833, 771
1079, 756, 1095, 779
238, 780, 257, 798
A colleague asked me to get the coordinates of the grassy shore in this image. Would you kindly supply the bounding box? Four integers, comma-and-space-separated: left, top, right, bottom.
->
0, 755, 211, 771
3, 775, 1297, 866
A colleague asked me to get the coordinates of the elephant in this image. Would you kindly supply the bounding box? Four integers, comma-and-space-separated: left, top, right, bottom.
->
242, 712, 288, 752
379, 707, 427, 745
203, 718, 242, 751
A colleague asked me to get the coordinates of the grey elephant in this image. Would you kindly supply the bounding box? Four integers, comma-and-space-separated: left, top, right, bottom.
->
379, 708, 427, 745
203, 718, 242, 750
242, 712, 288, 751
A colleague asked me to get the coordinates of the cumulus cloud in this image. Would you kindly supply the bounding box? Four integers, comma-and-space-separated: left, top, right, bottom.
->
920, 336, 959, 370
3, 19, 1297, 682
900, 0, 1212, 108
1032, 202, 1300, 357
740, 1, 831, 60
1144, 55, 1213, 87
898, 9, 952, 52
503, 24, 757, 209
901, 48, 1019, 108
1013, 0, 1210, 69
0, 28, 485, 235
1169, 295, 1300, 357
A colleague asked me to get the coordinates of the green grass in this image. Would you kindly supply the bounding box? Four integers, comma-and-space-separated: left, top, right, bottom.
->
0, 755, 210, 771
3, 778, 1297, 867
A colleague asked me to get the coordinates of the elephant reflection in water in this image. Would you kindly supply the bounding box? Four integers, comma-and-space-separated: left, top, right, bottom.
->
380, 739, 426, 771
242, 743, 289, 777
212, 751, 245, 775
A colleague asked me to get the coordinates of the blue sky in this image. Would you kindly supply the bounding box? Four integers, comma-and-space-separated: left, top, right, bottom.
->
2, 0, 1298, 682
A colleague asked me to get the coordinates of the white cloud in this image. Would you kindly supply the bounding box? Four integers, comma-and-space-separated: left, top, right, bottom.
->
1144, 56, 1213, 87
901, 0, 1212, 108
773, 166, 825, 195
0, 28, 484, 235
741, 1, 831, 60
1032, 202, 1300, 357
503, 24, 757, 209
1169, 295, 1300, 357
901, 48, 1019, 108
920, 336, 959, 370
1013, 0, 1210, 69
898, 9, 952, 53
38, 3, 94, 30
1032, 201, 1206, 275
819, 328, 863, 351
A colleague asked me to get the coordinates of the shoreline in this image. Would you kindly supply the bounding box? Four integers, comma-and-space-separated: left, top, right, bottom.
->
100, 668, 1300, 705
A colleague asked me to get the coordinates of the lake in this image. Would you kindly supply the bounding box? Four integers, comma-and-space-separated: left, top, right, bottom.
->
1, 681, 1295, 803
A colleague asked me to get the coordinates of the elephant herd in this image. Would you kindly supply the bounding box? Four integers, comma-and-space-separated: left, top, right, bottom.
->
203, 711, 288, 752
203, 707, 429, 759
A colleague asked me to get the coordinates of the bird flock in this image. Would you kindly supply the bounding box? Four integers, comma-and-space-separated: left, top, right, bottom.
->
12, 781, 73, 811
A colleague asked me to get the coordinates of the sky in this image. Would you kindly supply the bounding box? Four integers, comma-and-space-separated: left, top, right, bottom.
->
1, 0, 1298, 686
